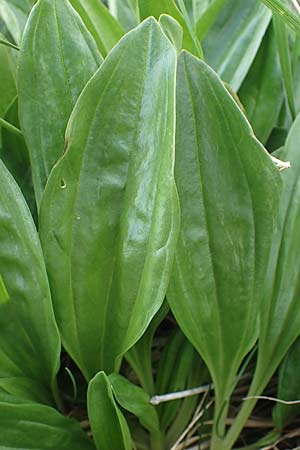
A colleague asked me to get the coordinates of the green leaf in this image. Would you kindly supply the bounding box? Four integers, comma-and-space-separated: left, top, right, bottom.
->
202, 0, 271, 90
18, 0, 102, 207
69, 0, 125, 56
223, 114, 300, 450
273, 14, 296, 119
195, 0, 226, 42
259, 0, 300, 35
273, 336, 300, 428
88, 372, 132, 450
0, 160, 60, 404
167, 51, 281, 435
1, 96, 36, 219
0, 274, 9, 304
0, 37, 16, 119
138, 0, 201, 56
108, 0, 139, 31
0, 402, 95, 449
109, 373, 161, 436
40, 18, 179, 380
125, 301, 169, 395
159, 14, 183, 54
239, 25, 283, 144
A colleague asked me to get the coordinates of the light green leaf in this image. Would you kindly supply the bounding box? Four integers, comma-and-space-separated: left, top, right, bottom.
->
239, 25, 283, 144
108, 0, 138, 31
0, 402, 95, 449
168, 51, 281, 439
202, 0, 271, 90
88, 372, 132, 450
40, 18, 179, 380
18, 0, 102, 207
159, 14, 183, 53
273, 336, 300, 428
0, 36, 16, 119
69, 0, 125, 56
109, 373, 161, 436
0, 160, 60, 404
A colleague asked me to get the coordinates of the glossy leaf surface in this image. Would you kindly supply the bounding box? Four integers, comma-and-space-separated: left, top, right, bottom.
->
0, 160, 60, 402
40, 18, 179, 379
18, 0, 102, 206
0, 402, 95, 449
88, 372, 132, 450
202, 0, 271, 90
239, 25, 283, 144
168, 51, 281, 413
69, 0, 124, 56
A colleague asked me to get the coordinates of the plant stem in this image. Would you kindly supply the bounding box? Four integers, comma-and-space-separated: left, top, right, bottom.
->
0, 38, 20, 51
0, 117, 23, 136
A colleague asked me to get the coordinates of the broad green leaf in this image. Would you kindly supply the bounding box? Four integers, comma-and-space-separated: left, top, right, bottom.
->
0, 160, 60, 403
239, 25, 283, 144
159, 14, 183, 54
69, 0, 124, 56
108, 0, 138, 31
273, 15, 296, 119
125, 301, 169, 395
0, 377, 53, 404
40, 18, 179, 379
0, 402, 95, 449
0, 274, 9, 304
168, 51, 281, 433
196, 0, 226, 41
88, 372, 132, 450
18, 0, 102, 207
1, 96, 36, 218
0, 0, 22, 43
273, 336, 300, 428
202, 0, 271, 90
138, 0, 201, 56
223, 115, 300, 449
109, 373, 161, 436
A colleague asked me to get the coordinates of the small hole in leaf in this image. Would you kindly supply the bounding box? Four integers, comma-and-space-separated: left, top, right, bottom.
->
60, 179, 67, 189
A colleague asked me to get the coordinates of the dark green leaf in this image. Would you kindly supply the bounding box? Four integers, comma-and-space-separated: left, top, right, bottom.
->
18, 0, 102, 206
88, 372, 132, 450
0, 160, 60, 403
0, 402, 95, 449
40, 18, 179, 379
109, 373, 161, 436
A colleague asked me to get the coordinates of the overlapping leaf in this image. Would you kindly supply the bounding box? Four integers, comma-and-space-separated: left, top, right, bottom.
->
88, 372, 132, 450
18, 0, 102, 206
167, 51, 281, 431
0, 160, 60, 404
40, 18, 179, 380
0, 402, 95, 449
